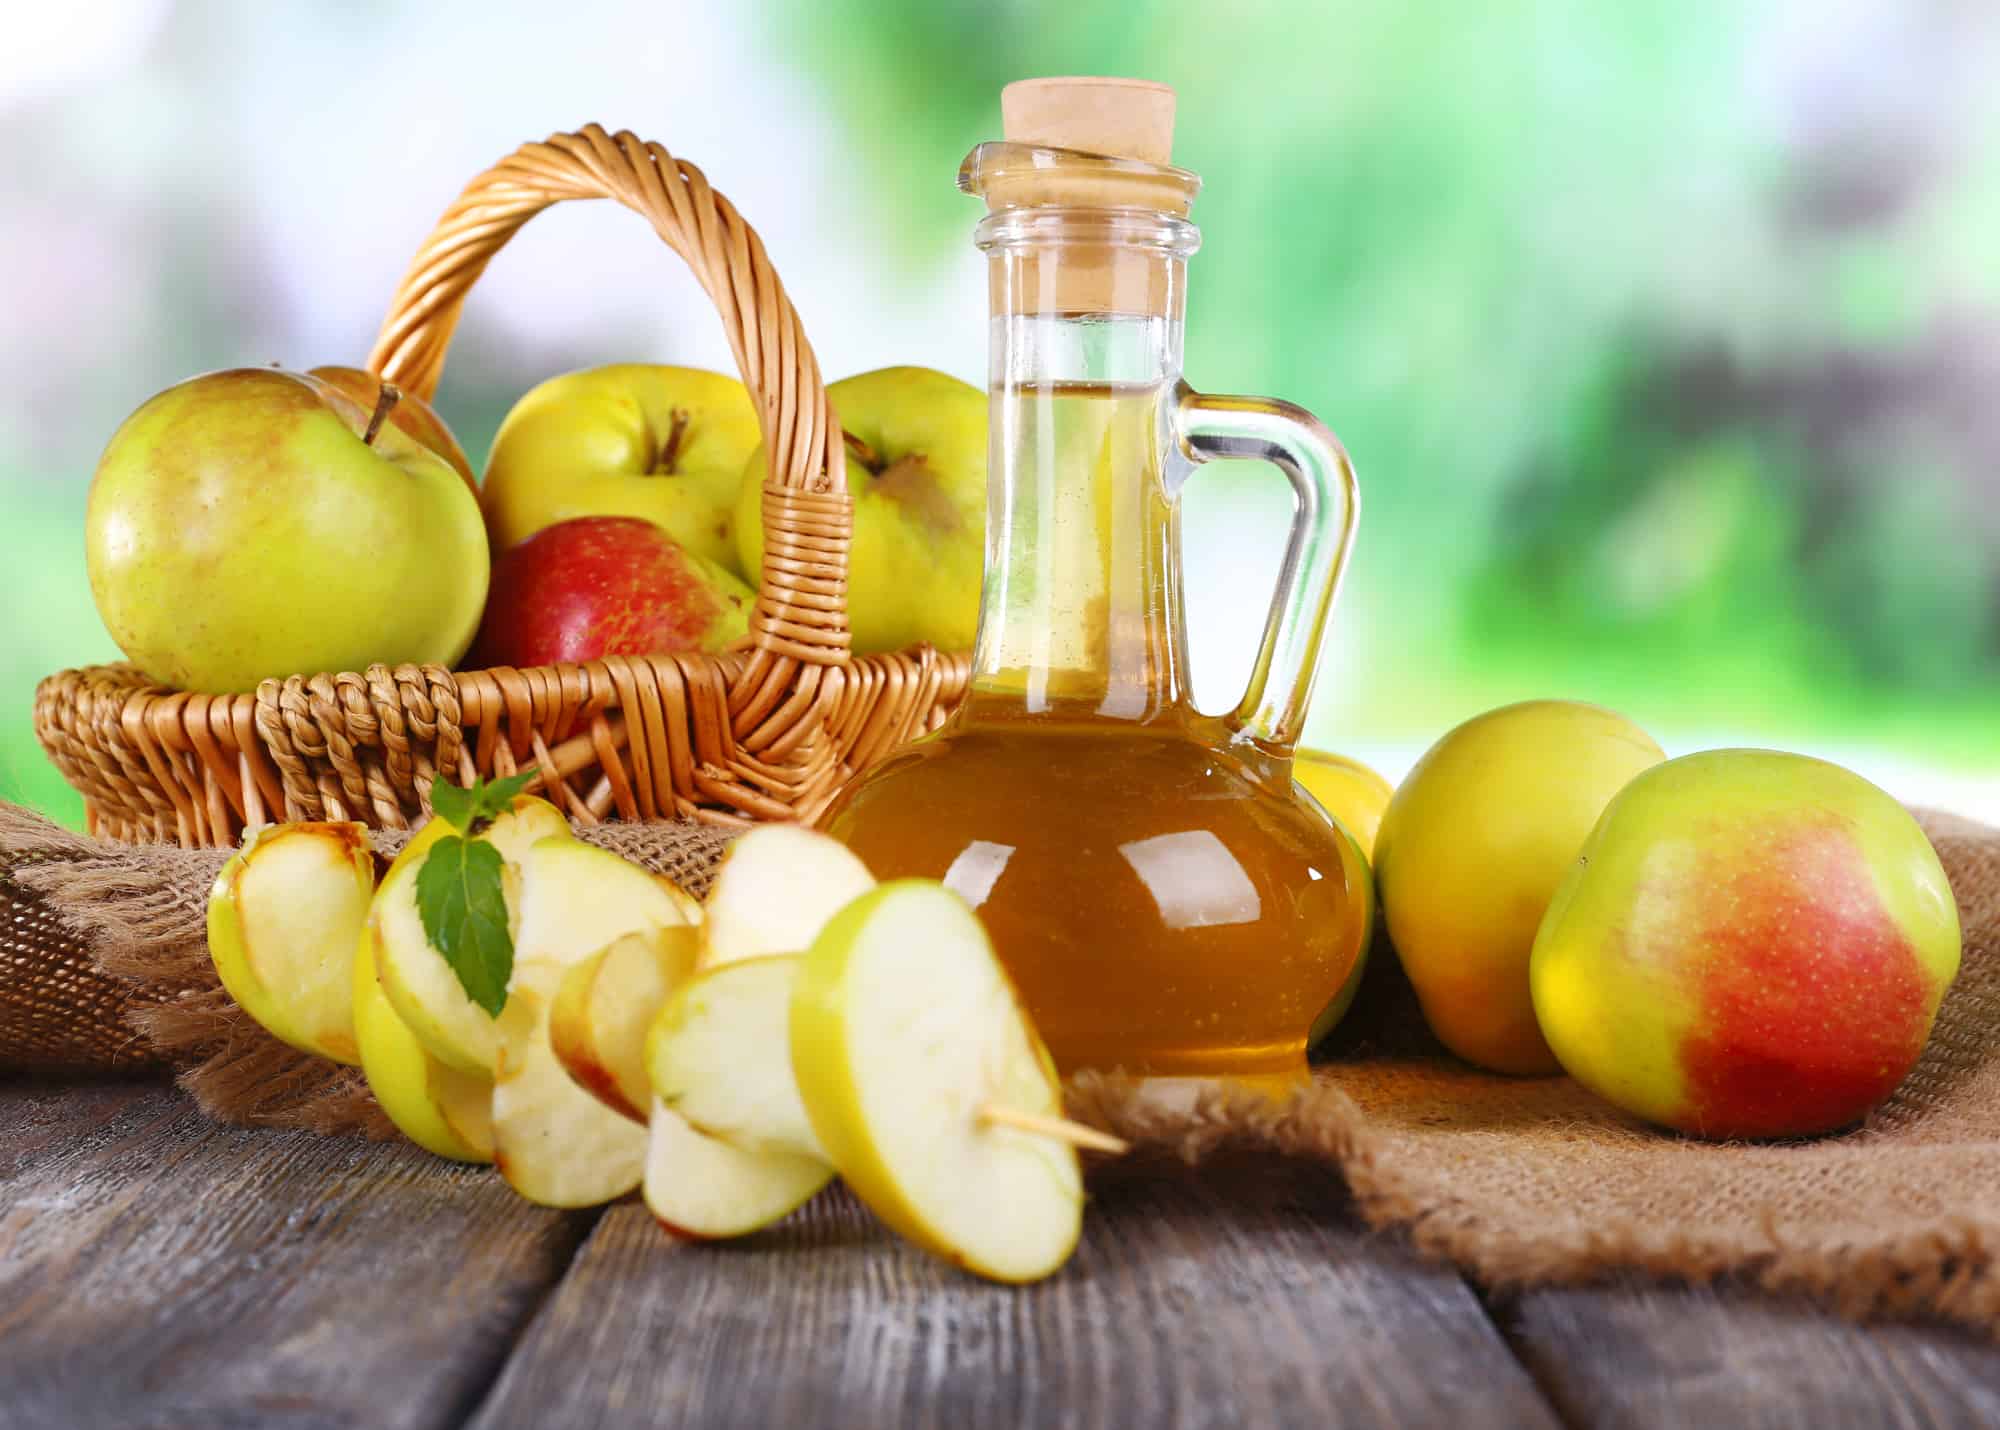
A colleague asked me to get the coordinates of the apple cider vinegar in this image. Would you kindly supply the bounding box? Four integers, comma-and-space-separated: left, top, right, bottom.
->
823, 82, 1365, 1086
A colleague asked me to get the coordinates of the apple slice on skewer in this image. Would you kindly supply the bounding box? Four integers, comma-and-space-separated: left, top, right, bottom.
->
550, 926, 700, 1123
353, 932, 494, 1163
700, 825, 874, 968
648, 954, 826, 1160
792, 880, 1122, 1284
207, 821, 377, 1065
643, 1101, 834, 1241
492, 837, 698, 1208
640, 954, 834, 1237
370, 796, 570, 1074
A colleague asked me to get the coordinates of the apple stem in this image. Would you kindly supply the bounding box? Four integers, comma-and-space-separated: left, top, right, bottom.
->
842, 429, 885, 474
652, 407, 692, 474
363, 382, 402, 447
978, 1103, 1130, 1155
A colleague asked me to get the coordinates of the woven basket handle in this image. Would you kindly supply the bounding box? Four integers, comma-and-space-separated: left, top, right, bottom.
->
364, 125, 851, 676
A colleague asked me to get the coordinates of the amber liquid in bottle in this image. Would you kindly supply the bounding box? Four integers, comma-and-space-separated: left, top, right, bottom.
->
823, 378, 1367, 1085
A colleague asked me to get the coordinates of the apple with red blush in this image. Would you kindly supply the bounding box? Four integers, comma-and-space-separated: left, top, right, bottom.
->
469, 516, 752, 668
1531, 750, 1961, 1140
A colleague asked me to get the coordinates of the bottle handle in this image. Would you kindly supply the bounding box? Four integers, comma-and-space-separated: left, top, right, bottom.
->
1172, 384, 1360, 753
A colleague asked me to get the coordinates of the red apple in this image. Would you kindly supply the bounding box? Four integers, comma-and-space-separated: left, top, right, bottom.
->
468, 516, 753, 668
310, 366, 478, 493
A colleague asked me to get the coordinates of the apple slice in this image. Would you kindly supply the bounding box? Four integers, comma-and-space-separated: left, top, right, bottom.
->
490, 837, 699, 1208
370, 797, 570, 1074
701, 825, 874, 968
791, 880, 1097, 1284
643, 1099, 833, 1241
647, 954, 826, 1160
207, 821, 376, 1065
550, 926, 700, 1123
353, 931, 493, 1162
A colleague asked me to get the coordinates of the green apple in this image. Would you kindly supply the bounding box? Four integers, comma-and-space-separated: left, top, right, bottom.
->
353, 930, 494, 1163
1374, 700, 1666, 1075
791, 880, 1084, 1283
309, 366, 477, 493
369, 795, 572, 1074
699, 825, 875, 969
481, 364, 761, 574
1532, 750, 1961, 1140
206, 821, 376, 1065
734, 367, 986, 655
86, 368, 489, 693
491, 837, 699, 1208
549, 926, 700, 1123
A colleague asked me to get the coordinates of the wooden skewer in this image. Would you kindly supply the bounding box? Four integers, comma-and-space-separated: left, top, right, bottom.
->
978, 1104, 1129, 1155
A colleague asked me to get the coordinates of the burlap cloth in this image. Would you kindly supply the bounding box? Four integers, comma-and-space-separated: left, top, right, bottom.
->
4, 800, 1997, 1330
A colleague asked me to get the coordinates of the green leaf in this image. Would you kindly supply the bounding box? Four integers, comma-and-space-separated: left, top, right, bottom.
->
414, 833, 513, 1016
429, 771, 536, 835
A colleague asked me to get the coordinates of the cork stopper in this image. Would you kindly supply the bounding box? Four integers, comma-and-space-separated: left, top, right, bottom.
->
962, 77, 1199, 218
1000, 77, 1176, 165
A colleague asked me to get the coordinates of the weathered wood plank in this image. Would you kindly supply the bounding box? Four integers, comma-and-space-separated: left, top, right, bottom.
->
1499, 1280, 2000, 1430
0, 1081, 589, 1430
468, 1155, 1560, 1430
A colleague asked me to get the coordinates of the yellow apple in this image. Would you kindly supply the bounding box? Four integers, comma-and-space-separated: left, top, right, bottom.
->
1532, 750, 1960, 1139
353, 931, 494, 1163
734, 367, 986, 655
86, 368, 488, 693
1374, 700, 1665, 1074
206, 821, 375, 1065
1293, 748, 1394, 859
481, 364, 760, 574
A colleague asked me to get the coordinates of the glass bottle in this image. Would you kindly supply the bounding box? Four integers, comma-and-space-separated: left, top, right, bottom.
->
822, 80, 1365, 1087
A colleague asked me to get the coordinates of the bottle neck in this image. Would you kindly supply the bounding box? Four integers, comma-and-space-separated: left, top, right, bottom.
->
970, 273, 1193, 724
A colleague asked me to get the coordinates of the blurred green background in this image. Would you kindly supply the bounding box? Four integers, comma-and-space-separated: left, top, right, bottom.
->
3, 0, 1996, 825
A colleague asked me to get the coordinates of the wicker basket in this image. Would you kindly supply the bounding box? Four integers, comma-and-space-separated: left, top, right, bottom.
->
34, 125, 970, 848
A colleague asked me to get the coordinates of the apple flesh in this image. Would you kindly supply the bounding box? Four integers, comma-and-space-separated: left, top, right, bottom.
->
468, 516, 751, 669
791, 880, 1083, 1284
699, 825, 875, 969
549, 926, 699, 1123
648, 954, 827, 1161
1531, 750, 1962, 1139
370, 795, 572, 1074
1374, 700, 1666, 1075
86, 368, 489, 693
735, 367, 986, 656
482, 364, 761, 573
491, 837, 699, 1207
353, 931, 494, 1163
309, 366, 477, 492
206, 821, 376, 1065
644, 1099, 834, 1241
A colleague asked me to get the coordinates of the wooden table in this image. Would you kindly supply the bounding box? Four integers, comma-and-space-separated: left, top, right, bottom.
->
6, 1079, 2000, 1429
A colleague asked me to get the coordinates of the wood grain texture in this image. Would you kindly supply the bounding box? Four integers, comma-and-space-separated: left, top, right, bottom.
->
0, 1081, 588, 1430
1500, 1280, 2000, 1430
467, 1154, 1560, 1430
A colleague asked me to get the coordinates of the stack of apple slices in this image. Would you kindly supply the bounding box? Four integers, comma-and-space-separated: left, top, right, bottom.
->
206, 797, 1118, 1283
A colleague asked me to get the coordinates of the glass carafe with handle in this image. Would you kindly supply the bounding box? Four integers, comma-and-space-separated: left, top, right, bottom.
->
821, 78, 1365, 1088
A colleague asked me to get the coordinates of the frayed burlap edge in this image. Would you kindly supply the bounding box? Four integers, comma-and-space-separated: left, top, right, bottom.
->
1064, 1072, 2000, 1333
